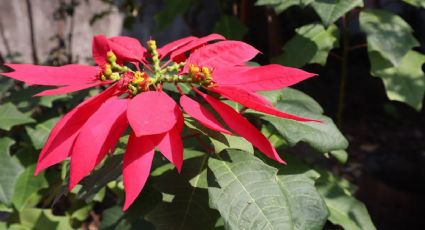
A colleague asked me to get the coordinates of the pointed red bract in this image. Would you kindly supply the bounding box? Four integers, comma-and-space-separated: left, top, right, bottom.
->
108, 36, 146, 63
123, 133, 155, 210
127, 91, 180, 136
170, 34, 225, 61
69, 97, 128, 189
2, 64, 99, 86
180, 95, 231, 134
213, 64, 317, 91
211, 86, 318, 122
158, 36, 198, 59
186, 40, 259, 70
151, 126, 184, 172
35, 85, 117, 175
92, 35, 110, 66
35, 81, 109, 96
195, 89, 285, 164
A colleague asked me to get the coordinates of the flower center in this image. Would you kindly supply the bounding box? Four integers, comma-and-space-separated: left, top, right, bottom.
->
99, 41, 215, 95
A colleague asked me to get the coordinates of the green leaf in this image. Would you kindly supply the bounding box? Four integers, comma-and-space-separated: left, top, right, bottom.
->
26, 118, 59, 149
0, 138, 24, 206
316, 172, 376, 230
208, 149, 329, 229
213, 16, 248, 40
19, 208, 73, 230
256, 0, 314, 14
77, 155, 123, 202
155, 0, 192, 32
147, 152, 220, 229
329, 149, 348, 164
312, 0, 363, 27
403, 0, 425, 8
254, 88, 348, 153
0, 103, 35, 130
12, 165, 48, 210
273, 23, 339, 67
185, 117, 254, 154
369, 50, 425, 110
360, 9, 420, 66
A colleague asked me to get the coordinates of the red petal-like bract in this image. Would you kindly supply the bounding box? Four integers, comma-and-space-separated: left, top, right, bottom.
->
123, 133, 155, 210
180, 95, 231, 134
150, 107, 184, 171
92, 35, 110, 66
109, 36, 146, 63
187, 40, 259, 69
211, 86, 318, 122
158, 36, 198, 59
35, 85, 117, 175
127, 91, 180, 136
151, 127, 184, 172
170, 34, 225, 61
2, 64, 99, 86
35, 81, 109, 96
195, 89, 285, 163
69, 96, 128, 189
213, 64, 317, 91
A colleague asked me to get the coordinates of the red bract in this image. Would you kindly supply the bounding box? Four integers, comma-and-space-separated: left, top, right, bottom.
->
0, 33, 317, 210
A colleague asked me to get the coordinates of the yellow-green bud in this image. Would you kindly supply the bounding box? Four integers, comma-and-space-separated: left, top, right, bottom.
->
107, 51, 117, 63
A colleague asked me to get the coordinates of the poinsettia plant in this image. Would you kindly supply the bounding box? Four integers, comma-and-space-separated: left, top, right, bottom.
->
0, 33, 375, 229
2, 34, 318, 210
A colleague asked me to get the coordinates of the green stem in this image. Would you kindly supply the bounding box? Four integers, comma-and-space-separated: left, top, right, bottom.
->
337, 13, 350, 128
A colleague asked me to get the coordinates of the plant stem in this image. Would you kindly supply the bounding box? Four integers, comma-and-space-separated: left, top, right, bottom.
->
337, 13, 350, 128
25, 0, 39, 64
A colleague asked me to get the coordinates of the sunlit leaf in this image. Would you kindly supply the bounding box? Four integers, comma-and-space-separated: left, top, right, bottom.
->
0, 103, 35, 130
312, 0, 363, 27
208, 149, 328, 229
316, 171, 376, 230
360, 9, 420, 66
369, 50, 425, 110
256, 0, 314, 14
253, 88, 348, 153
18, 208, 72, 230
0, 138, 24, 206
12, 165, 48, 211
26, 118, 60, 149
273, 23, 339, 67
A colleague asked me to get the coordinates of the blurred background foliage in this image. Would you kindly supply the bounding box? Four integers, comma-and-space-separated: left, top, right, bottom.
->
0, 0, 424, 229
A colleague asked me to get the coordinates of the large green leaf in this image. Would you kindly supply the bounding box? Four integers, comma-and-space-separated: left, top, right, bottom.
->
147, 150, 220, 229
26, 117, 59, 149
403, 0, 425, 8
253, 88, 348, 153
360, 9, 419, 67
370, 50, 425, 110
213, 16, 248, 40
256, 0, 314, 14
273, 23, 339, 67
208, 149, 328, 230
0, 103, 35, 130
0, 138, 24, 206
312, 0, 363, 27
316, 172, 376, 230
12, 165, 48, 211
